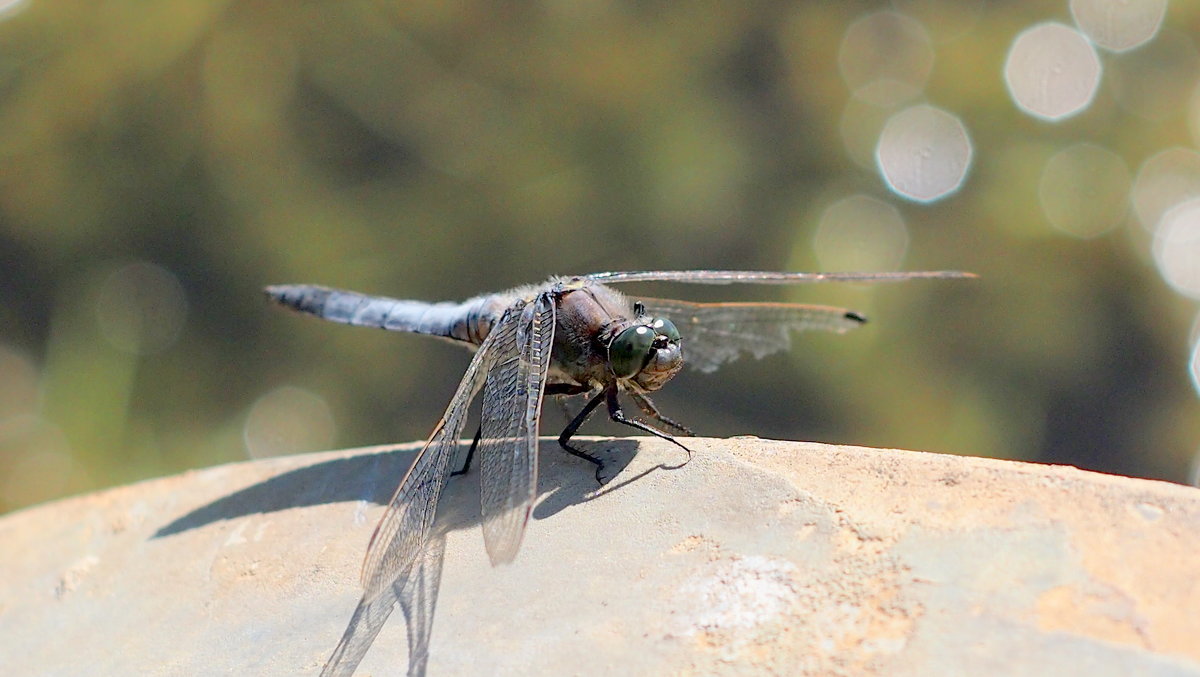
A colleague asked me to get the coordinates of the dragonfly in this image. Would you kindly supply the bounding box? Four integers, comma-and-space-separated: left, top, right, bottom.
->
264, 269, 972, 676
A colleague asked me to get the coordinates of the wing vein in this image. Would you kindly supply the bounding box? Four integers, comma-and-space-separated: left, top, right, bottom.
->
358, 305, 519, 597
638, 298, 866, 373
478, 293, 555, 565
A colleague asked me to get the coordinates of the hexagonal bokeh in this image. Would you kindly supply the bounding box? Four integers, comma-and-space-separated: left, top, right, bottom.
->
876, 104, 972, 202
1153, 199, 1200, 299
1038, 143, 1130, 239
1070, 0, 1167, 53
839, 11, 933, 106
813, 194, 910, 272
1005, 22, 1101, 121
1132, 148, 1200, 232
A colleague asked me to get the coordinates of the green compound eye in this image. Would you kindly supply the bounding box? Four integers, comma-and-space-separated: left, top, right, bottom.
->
610, 325, 655, 378
650, 317, 680, 342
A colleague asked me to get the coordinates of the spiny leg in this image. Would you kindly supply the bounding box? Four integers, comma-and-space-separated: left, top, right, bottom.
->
450, 425, 483, 476
556, 388, 610, 479
604, 387, 693, 467
629, 391, 694, 436
557, 384, 694, 484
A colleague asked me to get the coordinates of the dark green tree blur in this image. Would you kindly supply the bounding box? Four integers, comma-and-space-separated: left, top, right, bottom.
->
2, 0, 1199, 514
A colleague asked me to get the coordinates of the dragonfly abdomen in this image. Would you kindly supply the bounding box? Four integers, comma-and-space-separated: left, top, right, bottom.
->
265, 285, 497, 344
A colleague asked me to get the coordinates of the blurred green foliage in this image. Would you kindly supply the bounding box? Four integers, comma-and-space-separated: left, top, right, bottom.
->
2, 0, 1199, 514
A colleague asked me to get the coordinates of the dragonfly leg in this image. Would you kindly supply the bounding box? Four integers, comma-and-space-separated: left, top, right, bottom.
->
604, 387, 693, 469
451, 425, 483, 476
456, 383, 587, 477
556, 388, 612, 479
628, 392, 694, 436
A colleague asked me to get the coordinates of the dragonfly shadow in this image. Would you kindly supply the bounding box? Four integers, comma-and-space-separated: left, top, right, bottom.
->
152, 445, 423, 539
533, 438, 685, 521
149, 437, 657, 541
148, 438, 678, 676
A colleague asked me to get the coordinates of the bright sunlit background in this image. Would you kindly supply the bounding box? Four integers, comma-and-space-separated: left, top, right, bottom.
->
3, 0, 1200, 514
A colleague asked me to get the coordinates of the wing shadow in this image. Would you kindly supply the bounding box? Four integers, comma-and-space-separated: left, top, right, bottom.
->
533, 437, 690, 519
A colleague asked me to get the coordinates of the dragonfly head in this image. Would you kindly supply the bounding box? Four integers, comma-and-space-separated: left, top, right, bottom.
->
607, 317, 683, 391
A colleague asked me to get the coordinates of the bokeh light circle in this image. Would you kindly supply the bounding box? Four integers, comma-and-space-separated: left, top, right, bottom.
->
1070, 0, 1167, 53
1132, 148, 1200, 232
813, 195, 910, 272
243, 386, 336, 458
1152, 198, 1200, 299
1004, 22, 1102, 121
838, 11, 934, 106
1038, 143, 1130, 239
876, 104, 973, 202
95, 262, 188, 355
1191, 333, 1200, 400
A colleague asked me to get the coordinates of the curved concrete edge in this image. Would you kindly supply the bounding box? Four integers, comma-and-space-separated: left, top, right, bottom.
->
1, 437, 1198, 676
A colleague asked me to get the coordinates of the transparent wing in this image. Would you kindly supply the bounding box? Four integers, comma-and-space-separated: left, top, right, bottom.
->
477, 292, 555, 565
320, 532, 444, 677
358, 304, 523, 599
587, 270, 975, 285
638, 298, 866, 373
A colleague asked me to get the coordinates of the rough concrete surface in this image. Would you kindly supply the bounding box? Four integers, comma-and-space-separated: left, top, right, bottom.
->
2, 437, 1199, 676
